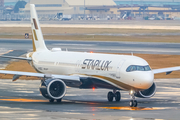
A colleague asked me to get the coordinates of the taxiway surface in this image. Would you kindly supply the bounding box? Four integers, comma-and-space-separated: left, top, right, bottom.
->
0, 39, 180, 120
1, 20, 180, 30
1, 39, 180, 55
0, 79, 180, 120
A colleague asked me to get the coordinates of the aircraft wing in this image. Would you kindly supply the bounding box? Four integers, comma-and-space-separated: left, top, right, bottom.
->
152, 66, 180, 74
0, 70, 80, 82
0, 55, 32, 61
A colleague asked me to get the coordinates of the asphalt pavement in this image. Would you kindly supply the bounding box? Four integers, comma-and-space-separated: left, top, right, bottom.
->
1, 39, 180, 55
0, 39, 180, 120
0, 79, 179, 120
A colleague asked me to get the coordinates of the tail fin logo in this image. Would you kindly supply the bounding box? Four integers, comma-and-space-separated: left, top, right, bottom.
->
32, 18, 38, 41
33, 29, 38, 41
32, 37, 36, 52
33, 18, 39, 30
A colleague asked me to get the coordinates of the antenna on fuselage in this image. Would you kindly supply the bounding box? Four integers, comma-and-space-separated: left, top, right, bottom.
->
131, 52, 133, 56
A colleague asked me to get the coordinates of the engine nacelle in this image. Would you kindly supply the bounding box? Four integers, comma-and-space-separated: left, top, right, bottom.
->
39, 79, 66, 100
135, 82, 156, 98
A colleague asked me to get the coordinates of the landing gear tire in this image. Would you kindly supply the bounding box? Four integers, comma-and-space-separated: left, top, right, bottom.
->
107, 91, 114, 102
133, 100, 137, 107
49, 99, 54, 103
130, 100, 134, 107
56, 99, 62, 103
129, 100, 138, 107
129, 90, 138, 107
115, 91, 121, 102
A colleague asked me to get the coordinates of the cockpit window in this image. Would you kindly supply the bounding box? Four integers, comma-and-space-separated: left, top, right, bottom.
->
126, 65, 151, 72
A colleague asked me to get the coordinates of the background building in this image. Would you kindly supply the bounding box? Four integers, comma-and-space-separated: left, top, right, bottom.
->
0, 0, 4, 14
111, 0, 180, 19
4, 0, 28, 6
20, 0, 116, 15
0, 0, 4, 7
2, 0, 180, 20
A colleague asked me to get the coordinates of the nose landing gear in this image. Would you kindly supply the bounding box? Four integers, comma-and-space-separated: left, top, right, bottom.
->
129, 90, 138, 107
107, 90, 121, 102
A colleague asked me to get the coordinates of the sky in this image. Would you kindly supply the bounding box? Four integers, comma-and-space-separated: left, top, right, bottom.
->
4, 0, 29, 2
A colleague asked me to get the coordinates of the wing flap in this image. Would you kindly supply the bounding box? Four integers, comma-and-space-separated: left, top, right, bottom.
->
152, 66, 180, 74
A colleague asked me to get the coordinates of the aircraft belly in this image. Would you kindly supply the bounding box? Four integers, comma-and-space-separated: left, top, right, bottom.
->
79, 77, 121, 90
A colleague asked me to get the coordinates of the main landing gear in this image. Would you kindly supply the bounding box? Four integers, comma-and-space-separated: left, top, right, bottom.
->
129, 90, 137, 107
107, 90, 121, 102
49, 99, 62, 103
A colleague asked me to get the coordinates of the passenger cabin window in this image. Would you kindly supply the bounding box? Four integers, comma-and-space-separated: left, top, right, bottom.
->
126, 65, 151, 72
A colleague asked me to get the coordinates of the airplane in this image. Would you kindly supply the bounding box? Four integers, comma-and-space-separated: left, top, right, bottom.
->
1, 4, 180, 107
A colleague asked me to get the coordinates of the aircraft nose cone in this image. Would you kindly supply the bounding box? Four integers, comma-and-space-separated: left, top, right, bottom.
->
136, 71, 154, 89
144, 72, 154, 88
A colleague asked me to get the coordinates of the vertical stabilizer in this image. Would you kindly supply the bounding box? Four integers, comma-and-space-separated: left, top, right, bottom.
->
30, 4, 48, 51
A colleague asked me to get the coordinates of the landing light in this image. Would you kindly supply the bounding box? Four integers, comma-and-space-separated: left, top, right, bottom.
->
130, 90, 134, 95
92, 87, 95, 91
90, 51, 93, 53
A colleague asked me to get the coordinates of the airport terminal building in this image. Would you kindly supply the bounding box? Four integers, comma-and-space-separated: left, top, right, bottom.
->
20, 0, 116, 15
0, 0, 178, 20
0, 0, 3, 7
113, 0, 180, 17
18, 0, 180, 19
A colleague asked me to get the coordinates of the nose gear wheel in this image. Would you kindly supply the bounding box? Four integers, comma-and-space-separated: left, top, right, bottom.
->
130, 100, 137, 107
129, 90, 138, 107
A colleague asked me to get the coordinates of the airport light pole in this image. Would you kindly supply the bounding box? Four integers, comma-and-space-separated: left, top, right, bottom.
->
141, 0, 144, 17
131, 0, 133, 16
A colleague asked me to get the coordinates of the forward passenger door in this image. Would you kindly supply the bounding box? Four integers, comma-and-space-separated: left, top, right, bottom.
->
116, 60, 125, 79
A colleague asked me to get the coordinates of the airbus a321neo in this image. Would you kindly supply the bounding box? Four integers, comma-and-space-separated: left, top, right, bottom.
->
1, 4, 180, 107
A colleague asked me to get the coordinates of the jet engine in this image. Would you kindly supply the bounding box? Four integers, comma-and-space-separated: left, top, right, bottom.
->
39, 79, 66, 100
135, 82, 156, 98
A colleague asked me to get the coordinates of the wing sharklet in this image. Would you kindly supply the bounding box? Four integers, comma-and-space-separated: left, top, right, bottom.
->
13, 75, 21, 81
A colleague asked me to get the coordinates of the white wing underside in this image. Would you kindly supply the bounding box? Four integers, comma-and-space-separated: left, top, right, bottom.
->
0, 56, 80, 82
0, 56, 32, 61
153, 66, 180, 74
0, 70, 80, 82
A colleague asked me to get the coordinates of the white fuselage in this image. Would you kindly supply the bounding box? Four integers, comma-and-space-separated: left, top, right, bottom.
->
30, 50, 154, 91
